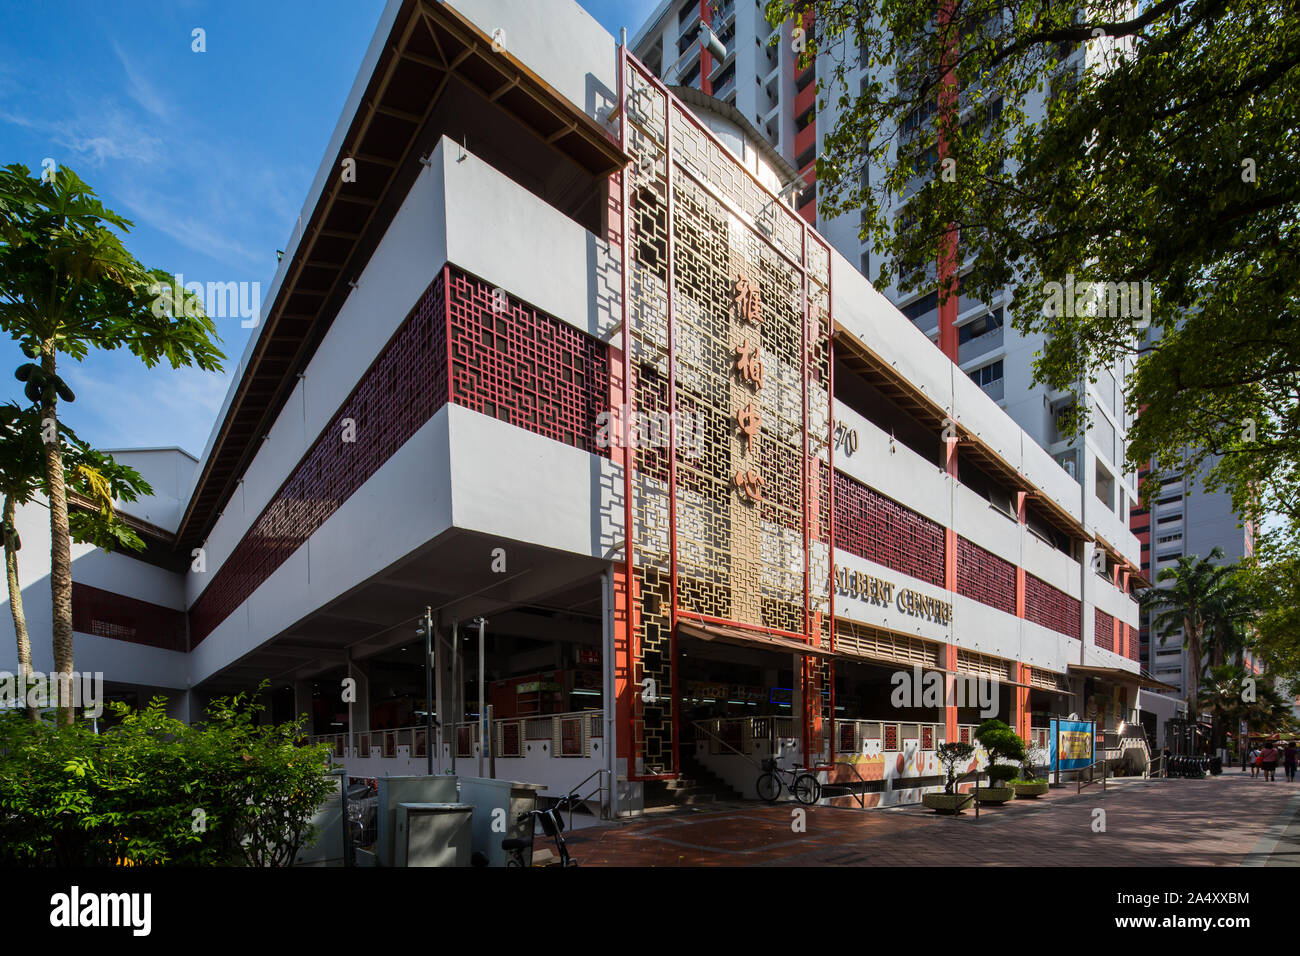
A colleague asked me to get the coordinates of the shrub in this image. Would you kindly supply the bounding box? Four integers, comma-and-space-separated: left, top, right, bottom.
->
975, 719, 1028, 788
936, 741, 976, 793
0, 686, 332, 866
984, 764, 1019, 785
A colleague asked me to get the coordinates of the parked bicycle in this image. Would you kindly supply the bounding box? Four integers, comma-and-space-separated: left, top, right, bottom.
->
755, 758, 821, 805
502, 794, 579, 867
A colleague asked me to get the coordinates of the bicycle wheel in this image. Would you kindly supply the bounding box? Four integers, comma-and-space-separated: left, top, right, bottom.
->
792, 773, 821, 805
756, 771, 782, 803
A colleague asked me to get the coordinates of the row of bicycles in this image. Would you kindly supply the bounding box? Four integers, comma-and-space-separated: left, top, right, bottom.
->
1162, 754, 1223, 778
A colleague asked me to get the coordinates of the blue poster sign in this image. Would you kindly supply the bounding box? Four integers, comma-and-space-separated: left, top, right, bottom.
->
1050, 717, 1095, 772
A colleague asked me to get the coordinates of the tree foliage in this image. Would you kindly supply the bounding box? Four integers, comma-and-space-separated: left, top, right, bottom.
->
0, 162, 224, 723
765, 0, 1299, 541
0, 687, 333, 866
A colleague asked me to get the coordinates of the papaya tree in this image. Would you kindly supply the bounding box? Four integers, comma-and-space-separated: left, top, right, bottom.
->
0, 164, 223, 723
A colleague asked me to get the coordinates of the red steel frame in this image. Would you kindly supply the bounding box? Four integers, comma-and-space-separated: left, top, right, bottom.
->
616, 45, 836, 780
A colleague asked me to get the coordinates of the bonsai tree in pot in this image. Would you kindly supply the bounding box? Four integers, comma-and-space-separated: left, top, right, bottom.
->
1012, 741, 1050, 798
973, 720, 1026, 805
922, 742, 977, 814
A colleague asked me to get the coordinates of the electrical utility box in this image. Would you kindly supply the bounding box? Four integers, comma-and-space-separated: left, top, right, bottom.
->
393, 803, 473, 867
377, 775, 459, 867
457, 776, 546, 867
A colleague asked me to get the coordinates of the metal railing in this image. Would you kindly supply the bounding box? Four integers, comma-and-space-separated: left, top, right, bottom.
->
1077, 758, 1109, 794
557, 768, 612, 827
310, 710, 604, 761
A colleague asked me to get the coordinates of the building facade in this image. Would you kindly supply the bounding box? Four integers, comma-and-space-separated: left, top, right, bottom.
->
632, 3, 1142, 614
1, 0, 1151, 813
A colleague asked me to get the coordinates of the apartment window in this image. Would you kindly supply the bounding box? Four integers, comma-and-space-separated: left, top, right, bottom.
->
958, 308, 1002, 343
901, 290, 938, 323
1157, 551, 1182, 563
1156, 533, 1182, 545
968, 360, 1003, 387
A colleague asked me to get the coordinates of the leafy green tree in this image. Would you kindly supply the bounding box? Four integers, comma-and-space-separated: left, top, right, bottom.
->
0, 164, 223, 723
0, 686, 332, 866
765, 0, 1299, 545
1144, 547, 1243, 711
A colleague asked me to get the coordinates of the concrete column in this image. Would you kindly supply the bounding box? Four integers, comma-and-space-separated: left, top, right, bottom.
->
294, 680, 314, 737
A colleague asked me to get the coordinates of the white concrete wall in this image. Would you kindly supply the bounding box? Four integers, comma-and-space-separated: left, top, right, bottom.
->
187, 155, 451, 608
0, 497, 188, 688
105, 448, 197, 533
452, 0, 618, 124
189, 410, 454, 685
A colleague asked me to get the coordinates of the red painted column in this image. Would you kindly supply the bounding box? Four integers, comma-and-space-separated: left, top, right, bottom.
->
699, 0, 713, 95
935, 0, 960, 362
944, 433, 959, 740
1014, 493, 1029, 737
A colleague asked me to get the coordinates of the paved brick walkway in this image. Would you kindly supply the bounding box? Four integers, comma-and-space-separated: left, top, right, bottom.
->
566, 771, 1300, 866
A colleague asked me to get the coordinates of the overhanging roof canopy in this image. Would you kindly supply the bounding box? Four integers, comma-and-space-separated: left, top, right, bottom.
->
678, 619, 835, 659
1069, 664, 1178, 691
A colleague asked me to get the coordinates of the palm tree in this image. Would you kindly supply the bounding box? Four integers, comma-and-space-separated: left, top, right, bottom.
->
1143, 547, 1243, 714
0, 164, 222, 724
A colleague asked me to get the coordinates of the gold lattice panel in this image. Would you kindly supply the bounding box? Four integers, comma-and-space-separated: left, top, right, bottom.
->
622, 57, 834, 772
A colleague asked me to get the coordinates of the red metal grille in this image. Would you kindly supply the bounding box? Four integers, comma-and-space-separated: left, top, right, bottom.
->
1126, 624, 1139, 662
189, 277, 448, 645
1095, 608, 1116, 652
71, 582, 187, 652
922, 725, 934, 749
884, 724, 898, 750
956, 535, 1016, 615
833, 472, 945, 587
447, 270, 609, 455
1024, 573, 1081, 640
189, 269, 612, 646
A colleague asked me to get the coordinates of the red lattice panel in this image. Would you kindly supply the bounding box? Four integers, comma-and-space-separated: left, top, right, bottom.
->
447, 270, 609, 455
1024, 573, 1081, 640
190, 269, 612, 645
72, 582, 187, 652
1126, 624, 1139, 662
833, 472, 945, 587
956, 536, 1016, 615
1095, 608, 1116, 652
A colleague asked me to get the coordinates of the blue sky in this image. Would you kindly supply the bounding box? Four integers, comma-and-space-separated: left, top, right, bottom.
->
0, 0, 658, 458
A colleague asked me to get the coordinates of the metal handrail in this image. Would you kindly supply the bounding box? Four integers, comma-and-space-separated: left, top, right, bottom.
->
830, 761, 870, 809
691, 719, 765, 770
1077, 758, 1109, 794
1145, 754, 1167, 779
558, 768, 612, 828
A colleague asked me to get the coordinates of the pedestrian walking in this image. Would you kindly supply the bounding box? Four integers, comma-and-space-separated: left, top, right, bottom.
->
1260, 742, 1280, 782
1285, 742, 1297, 783
1250, 745, 1261, 778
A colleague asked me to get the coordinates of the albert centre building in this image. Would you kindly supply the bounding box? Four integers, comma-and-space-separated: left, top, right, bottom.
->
1, 0, 1159, 813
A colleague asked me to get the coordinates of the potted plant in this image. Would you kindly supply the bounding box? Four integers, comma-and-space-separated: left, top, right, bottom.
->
973, 719, 1026, 805
923, 742, 976, 814
1012, 742, 1050, 798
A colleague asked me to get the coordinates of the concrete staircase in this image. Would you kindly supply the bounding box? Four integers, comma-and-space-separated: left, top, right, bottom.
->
644, 749, 745, 808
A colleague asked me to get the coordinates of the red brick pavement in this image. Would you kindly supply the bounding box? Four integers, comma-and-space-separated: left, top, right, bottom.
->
566, 772, 1299, 866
